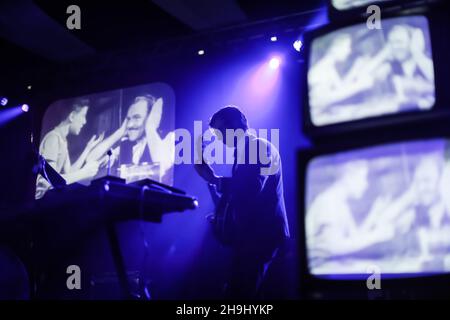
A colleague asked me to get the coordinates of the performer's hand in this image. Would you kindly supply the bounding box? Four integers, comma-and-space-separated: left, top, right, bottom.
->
194, 164, 220, 186
194, 135, 220, 185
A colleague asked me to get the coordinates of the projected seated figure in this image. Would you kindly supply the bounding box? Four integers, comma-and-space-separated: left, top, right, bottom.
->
441, 155, 450, 227
384, 25, 435, 110
411, 157, 450, 270
306, 160, 398, 266
309, 33, 391, 124
87, 95, 175, 183
35, 99, 102, 199
436, 157, 450, 270
367, 156, 450, 271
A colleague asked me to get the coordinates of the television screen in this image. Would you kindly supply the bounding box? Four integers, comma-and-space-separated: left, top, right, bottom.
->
305, 138, 450, 275
36, 82, 175, 199
332, 0, 392, 10
308, 16, 435, 126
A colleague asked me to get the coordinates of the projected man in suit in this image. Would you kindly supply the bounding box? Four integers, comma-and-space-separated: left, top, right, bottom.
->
87, 95, 174, 182
410, 156, 450, 269
385, 24, 435, 110
194, 106, 290, 299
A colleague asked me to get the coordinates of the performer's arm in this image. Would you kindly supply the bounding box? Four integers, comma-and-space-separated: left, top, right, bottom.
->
193, 135, 221, 185
230, 140, 274, 197
194, 162, 221, 186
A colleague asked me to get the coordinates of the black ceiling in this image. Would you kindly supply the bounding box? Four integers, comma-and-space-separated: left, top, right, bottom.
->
0, 0, 326, 92
33, 0, 193, 52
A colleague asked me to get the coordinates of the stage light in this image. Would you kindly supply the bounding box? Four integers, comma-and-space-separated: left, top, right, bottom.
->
21, 104, 29, 113
269, 57, 281, 69
270, 36, 278, 42
197, 49, 205, 56
293, 39, 303, 52
0, 97, 8, 106
27, 85, 32, 90
0, 106, 24, 127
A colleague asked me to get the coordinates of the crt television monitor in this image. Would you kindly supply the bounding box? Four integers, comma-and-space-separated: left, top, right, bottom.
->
302, 137, 450, 279
302, 7, 450, 138
332, 0, 397, 11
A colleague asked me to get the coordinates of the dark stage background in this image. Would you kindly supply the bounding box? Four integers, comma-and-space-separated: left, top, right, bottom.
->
0, 41, 311, 299
2, 0, 450, 300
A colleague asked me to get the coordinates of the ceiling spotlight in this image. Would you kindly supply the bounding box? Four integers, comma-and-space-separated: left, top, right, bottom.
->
21, 104, 29, 113
270, 36, 278, 42
0, 97, 8, 106
293, 39, 303, 52
269, 57, 281, 69
27, 85, 32, 90
197, 49, 205, 56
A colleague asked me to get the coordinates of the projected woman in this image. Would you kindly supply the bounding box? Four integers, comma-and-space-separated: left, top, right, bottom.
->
35, 99, 103, 199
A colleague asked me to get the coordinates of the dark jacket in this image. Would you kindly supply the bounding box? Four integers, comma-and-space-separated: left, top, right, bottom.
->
222, 134, 289, 256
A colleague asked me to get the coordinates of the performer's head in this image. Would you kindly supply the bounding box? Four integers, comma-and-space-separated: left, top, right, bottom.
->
125, 95, 156, 142
66, 99, 89, 135
209, 105, 248, 147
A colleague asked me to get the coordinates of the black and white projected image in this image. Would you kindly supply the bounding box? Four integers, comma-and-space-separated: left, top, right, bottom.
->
306, 139, 450, 275
308, 16, 435, 126
36, 83, 175, 199
332, 0, 391, 10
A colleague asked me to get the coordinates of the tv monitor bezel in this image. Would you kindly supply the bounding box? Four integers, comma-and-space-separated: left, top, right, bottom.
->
327, 0, 443, 22
301, 5, 450, 140
297, 130, 450, 298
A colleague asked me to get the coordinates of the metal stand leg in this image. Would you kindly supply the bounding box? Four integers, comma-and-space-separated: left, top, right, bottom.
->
106, 223, 131, 300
